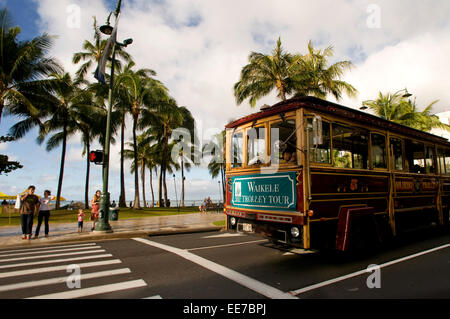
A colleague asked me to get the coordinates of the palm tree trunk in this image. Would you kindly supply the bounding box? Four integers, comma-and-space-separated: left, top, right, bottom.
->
84, 137, 90, 209
162, 129, 169, 205
163, 167, 168, 205
56, 121, 67, 210
158, 166, 163, 207
181, 154, 185, 207
0, 103, 3, 127
221, 164, 226, 202
132, 117, 140, 209
149, 166, 155, 207
119, 115, 127, 208
141, 159, 147, 208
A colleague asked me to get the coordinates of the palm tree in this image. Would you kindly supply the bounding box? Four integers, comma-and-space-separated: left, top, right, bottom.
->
11, 71, 93, 209
204, 131, 226, 201
72, 16, 130, 81
123, 135, 150, 208
74, 89, 118, 210
116, 65, 169, 209
234, 38, 357, 107
75, 18, 132, 208
293, 40, 357, 100
140, 98, 182, 206
234, 37, 300, 107
175, 106, 197, 207
362, 91, 450, 132
0, 8, 61, 126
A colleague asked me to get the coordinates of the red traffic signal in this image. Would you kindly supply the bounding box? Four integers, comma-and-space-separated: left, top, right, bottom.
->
89, 150, 104, 164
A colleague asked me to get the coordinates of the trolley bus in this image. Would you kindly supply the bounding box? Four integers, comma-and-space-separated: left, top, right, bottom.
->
224, 96, 450, 251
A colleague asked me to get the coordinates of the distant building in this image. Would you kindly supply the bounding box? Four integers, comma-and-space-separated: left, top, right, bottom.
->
430, 111, 450, 141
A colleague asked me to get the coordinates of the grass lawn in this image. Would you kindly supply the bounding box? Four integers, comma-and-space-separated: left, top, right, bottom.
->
0, 206, 202, 227
213, 220, 226, 227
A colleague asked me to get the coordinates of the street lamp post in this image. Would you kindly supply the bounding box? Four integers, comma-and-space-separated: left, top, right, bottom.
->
95, 0, 132, 232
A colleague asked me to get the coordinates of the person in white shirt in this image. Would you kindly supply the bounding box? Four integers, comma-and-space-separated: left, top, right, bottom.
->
35, 190, 53, 238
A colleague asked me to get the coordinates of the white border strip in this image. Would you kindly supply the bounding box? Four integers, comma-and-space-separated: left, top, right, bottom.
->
27, 279, 147, 299
0, 254, 113, 270
0, 243, 97, 254
0, 249, 105, 263
133, 238, 297, 299
0, 259, 122, 279
289, 243, 450, 296
0, 268, 131, 292
0, 246, 102, 258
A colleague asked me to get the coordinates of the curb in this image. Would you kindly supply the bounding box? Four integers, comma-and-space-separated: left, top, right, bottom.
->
0, 226, 225, 249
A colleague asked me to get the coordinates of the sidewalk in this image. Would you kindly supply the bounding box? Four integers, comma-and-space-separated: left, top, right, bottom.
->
0, 212, 226, 248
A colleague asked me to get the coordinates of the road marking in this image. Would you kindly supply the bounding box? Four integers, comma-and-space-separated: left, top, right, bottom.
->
202, 233, 244, 239
288, 243, 450, 296
283, 249, 318, 256
0, 268, 131, 292
0, 249, 105, 263
133, 237, 297, 299
27, 279, 147, 299
0, 254, 113, 270
0, 243, 97, 254
143, 295, 163, 299
0, 259, 122, 279
188, 240, 267, 251
0, 245, 103, 258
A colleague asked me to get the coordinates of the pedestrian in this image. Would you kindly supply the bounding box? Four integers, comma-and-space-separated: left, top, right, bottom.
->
91, 190, 101, 231
129, 201, 132, 208
199, 198, 207, 213
111, 200, 116, 208
20, 186, 40, 240
34, 190, 53, 239
77, 209, 85, 233
167, 199, 171, 207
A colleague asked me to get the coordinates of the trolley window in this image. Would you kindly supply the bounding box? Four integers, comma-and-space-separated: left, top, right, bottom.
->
425, 146, 436, 174
270, 120, 297, 165
444, 149, 450, 175
308, 118, 331, 164
371, 133, 387, 169
405, 140, 425, 174
231, 131, 243, 168
332, 124, 369, 169
247, 127, 267, 166
390, 137, 404, 171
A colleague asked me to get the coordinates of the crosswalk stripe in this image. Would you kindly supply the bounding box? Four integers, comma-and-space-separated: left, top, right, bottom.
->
27, 279, 148, 299
0, 268, 132, 292
0, 254, 113, 270
0, 259, 122, 279
0, 243, 97, 254
0, 246, 103, 258
0, 249, 105, 263
133, 237, 297, 299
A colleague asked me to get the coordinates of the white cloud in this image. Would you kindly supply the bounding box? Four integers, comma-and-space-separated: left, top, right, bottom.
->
339, 30, 450, 113
19, 0, 450, 200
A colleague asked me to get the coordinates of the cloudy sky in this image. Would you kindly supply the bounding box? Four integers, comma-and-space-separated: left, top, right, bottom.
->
1, 0, 450, 203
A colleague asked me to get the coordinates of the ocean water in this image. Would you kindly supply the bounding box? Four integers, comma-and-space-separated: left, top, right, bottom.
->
61, 199, 223, 208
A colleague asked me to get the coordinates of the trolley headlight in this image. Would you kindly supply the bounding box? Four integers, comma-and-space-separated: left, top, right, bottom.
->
291, 227, 300, 238
230, 217, 236, 226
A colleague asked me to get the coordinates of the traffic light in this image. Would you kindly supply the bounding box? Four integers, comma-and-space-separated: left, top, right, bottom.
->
89, 150, 104, 165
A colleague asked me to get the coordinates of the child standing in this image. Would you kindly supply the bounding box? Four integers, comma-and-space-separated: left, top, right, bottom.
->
77, 209, 85, 233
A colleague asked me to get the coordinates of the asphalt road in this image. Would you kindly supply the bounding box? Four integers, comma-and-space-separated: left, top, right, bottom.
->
0, 228, 448, 302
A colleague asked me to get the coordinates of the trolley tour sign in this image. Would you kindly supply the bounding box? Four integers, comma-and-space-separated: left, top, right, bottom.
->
231, 172, 297, 211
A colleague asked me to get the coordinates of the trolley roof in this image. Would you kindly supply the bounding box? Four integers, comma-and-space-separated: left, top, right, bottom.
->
225, 96, 450, 145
